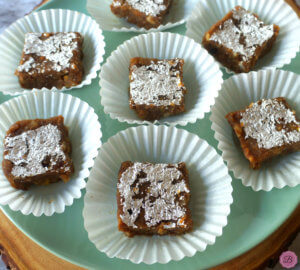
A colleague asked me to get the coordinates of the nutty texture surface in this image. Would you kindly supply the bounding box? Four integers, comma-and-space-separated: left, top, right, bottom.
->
129, 57, 187, 121
2, 115, 74, 190
110, 0, 173, 29
117, 161, 193, 237
226, 97, 300, 169
202, 6, 280, 73
15, 32, 84, 89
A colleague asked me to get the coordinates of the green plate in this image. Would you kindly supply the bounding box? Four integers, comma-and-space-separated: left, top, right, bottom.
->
1, 0, 299, 269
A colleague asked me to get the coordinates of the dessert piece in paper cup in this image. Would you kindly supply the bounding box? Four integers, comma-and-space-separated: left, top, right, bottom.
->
186, 0, 300, 73
0, 90, 102, 216
87, 0, 198, 32
83, 125, 233, 264
210, 69, 300, 191
0, 9, 105, 95
100, 32, 223, 126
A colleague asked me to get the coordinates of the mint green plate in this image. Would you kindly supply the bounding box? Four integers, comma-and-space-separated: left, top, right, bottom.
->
1, 0, 299, 269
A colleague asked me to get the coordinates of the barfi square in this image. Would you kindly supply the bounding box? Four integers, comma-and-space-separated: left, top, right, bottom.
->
111, 0, 173, 29
226, 97, 300, 169
2, 115, 74, 190
15, 32, 84, 89
117, 161, 193, 237
129, 57, 187, 121
202, 6, 280, 73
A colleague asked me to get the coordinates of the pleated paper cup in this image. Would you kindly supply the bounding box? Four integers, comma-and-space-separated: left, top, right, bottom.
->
0, 9, 105, 95
0, 91, 102, 216
186, 0, 300, 73
87, 0, 198, 32
100, 32, 223, 126
83, 125, 233, 264
210, 70, 300, 191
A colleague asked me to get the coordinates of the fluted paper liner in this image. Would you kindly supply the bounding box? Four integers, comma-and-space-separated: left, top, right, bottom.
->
0, 91, 102, 216
100, 32, 223, 126
186, 0, 300, 73
83, 125, 233, 264
210, 70, 300, 191
0, 9, 105, 95
87, 0, 198, 32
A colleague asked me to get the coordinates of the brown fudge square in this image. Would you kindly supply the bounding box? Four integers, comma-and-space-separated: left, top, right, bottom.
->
15, 32, 84, 89
110, 0, 173, 29
202, 6, 280, 73
226, 97, 300, 169
129, 57, 187, 121
117, 161, 193, 237
2, 116, 74, 190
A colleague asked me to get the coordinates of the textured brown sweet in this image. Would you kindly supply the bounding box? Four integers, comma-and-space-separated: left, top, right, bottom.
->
2, 116, 74, 190
15, 32, 84, 89
129, 57, 187, 121
226, 97, 300, 169
110, 0, 172, 29
202, 6, 280, 73
117, 161, 193, 237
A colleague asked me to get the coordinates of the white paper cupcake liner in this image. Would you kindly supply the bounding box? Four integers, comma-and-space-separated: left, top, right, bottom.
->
100, 32, 223, 126
186, 0, 300, 73
87, 0, 198, 32
210, 70, 300, 191
83, 125, 233, 264
0, 9, 105, 95
0, 91, 102, 216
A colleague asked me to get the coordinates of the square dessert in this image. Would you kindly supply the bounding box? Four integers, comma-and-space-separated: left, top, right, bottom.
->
110, 0, 172, 29
129, 57, 187, 121
2, 115, 74, 190
15, 32, 84, 89
226, 97, 300, 169
202, 6, 280, 73
117, 161, 193, 237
